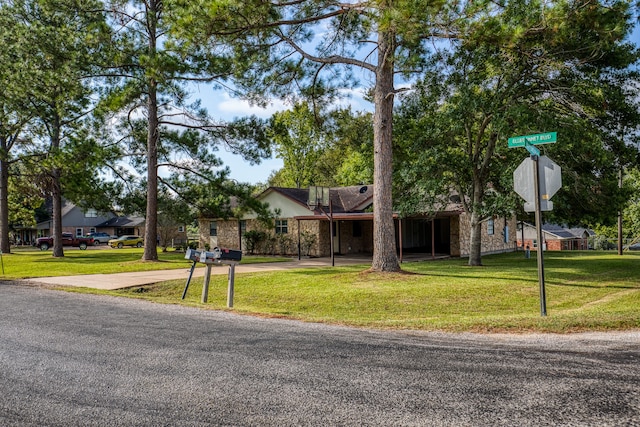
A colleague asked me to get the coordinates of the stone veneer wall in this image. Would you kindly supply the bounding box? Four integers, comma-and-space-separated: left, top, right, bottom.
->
336, 220, 373, 255
455, 214, 517, 257
199, 217, 325, 256
200, 214, 517, 258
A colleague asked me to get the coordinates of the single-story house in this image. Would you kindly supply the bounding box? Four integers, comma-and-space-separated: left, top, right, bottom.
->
94, 215, 146, 238
199, 185, 517, 259
517, 222, 595, 251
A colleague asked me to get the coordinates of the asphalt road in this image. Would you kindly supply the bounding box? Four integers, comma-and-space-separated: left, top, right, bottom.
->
1, 283, 638, 426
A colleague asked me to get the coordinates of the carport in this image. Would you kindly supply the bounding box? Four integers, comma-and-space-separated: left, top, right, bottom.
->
294, 212, 453, 264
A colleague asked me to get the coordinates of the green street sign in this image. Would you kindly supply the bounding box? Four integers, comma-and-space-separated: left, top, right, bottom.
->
508, 132, 557, 148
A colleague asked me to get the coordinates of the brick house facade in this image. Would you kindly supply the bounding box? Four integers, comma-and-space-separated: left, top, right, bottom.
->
517, 223, 593, 251
199, 185, 517, 259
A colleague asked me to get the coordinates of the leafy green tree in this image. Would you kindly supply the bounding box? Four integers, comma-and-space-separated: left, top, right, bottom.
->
7, 0, 113, 257
395, 0, 638, 265
267, 106, 373, 188
594, 168, 640, 241
103, 0, 270, 261
268, 102, 325, 188
172, 0, 460, 272
0, 2, 32, 253
581, 69, 640, 253
322, 108, 374, 186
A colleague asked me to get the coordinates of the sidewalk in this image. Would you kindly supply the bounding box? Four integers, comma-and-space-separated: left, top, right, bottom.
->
22, 256, 375, 290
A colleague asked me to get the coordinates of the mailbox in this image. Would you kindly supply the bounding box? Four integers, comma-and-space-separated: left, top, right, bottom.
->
182, 247, 242, 307
185, 248, 201, 262
185, 247, 242, 264
218, 248, 242, 261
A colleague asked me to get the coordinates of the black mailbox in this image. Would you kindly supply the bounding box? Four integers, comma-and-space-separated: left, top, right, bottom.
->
218, 248, 242, 262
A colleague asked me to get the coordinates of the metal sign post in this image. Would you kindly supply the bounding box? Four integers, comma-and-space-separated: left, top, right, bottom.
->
532, 155, 547, 316
510, 132, 560, 317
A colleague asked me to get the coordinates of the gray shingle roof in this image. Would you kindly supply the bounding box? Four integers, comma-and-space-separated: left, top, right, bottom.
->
267, 185, 374, 213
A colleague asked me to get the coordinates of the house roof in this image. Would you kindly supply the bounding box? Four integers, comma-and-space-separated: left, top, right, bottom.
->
524, 223, 595, 240
35, 200, 117, 230
96, 215, 145, 228
263, 185, 374, 214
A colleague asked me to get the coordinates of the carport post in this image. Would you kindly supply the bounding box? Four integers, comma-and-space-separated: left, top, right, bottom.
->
201, 264, 212, 303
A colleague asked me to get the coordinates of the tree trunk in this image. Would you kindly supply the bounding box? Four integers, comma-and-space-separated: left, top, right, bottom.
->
468, 210, 483, 266
51, 114, 64, 258
143, 85, 159, 261
468, 178, 484, 266
0, 139, 10, 254
142, 0, 159, 261
617, 166, 623, 256
51, 173, 64, 257
370, 28, 400, 272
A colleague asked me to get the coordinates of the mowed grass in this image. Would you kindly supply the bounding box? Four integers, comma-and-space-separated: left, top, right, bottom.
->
0, 247, 289, 279
99, 251, 640, 333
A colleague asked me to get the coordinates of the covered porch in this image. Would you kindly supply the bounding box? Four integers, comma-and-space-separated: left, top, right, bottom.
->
294, 213, 454, 263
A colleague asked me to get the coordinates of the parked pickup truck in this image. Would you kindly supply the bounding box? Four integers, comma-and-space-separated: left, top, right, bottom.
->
35, 233, 94, 250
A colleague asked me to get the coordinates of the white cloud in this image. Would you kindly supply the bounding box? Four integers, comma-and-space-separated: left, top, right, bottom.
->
200, 90, 289, 120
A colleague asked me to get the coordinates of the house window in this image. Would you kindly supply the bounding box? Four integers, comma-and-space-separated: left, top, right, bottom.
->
240, 220, 247, 234
353, 221, 362, 237
178, 226, 184, 233
84, 209, 97, 218
89, 227, 96, 233
76, 228, 83, 237
275, 219, 288, 234
209, 221, 217, 236
533, 239, 538, 248
487, 219, 494, 235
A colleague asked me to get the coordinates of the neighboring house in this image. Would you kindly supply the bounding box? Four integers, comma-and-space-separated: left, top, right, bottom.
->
21, 199, 186, 246
95, 215, 188, 246
199, 185, 517, 259
35, 201, 117, 239
517, 223, 595, 251
94, 215, 146, 238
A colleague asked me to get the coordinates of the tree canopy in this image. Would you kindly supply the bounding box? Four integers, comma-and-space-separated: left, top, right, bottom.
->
394, 0, 639, 265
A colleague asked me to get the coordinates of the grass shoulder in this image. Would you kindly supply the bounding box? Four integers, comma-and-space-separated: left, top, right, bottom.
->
96, 251, 640, 334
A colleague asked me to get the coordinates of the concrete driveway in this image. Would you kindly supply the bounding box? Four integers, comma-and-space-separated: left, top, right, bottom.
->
21, 256, 375, 290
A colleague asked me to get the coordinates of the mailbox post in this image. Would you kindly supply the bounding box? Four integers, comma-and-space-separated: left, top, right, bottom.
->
181, 247, 242, 307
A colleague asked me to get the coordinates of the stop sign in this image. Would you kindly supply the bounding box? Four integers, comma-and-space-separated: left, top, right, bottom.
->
513, 156, 562, 212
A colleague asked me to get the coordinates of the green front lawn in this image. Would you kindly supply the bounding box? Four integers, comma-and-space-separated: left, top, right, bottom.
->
5, 248, 639, 333
107, 251, 639, 333
0, 247, 289, 279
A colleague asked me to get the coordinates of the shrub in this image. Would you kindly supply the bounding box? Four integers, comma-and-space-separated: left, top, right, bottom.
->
300, 231, 317, 256
276, 234, 293, 255
244, 230, 267, 254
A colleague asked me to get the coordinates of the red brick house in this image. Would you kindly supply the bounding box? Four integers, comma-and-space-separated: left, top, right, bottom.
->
517, 223, 594, 251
